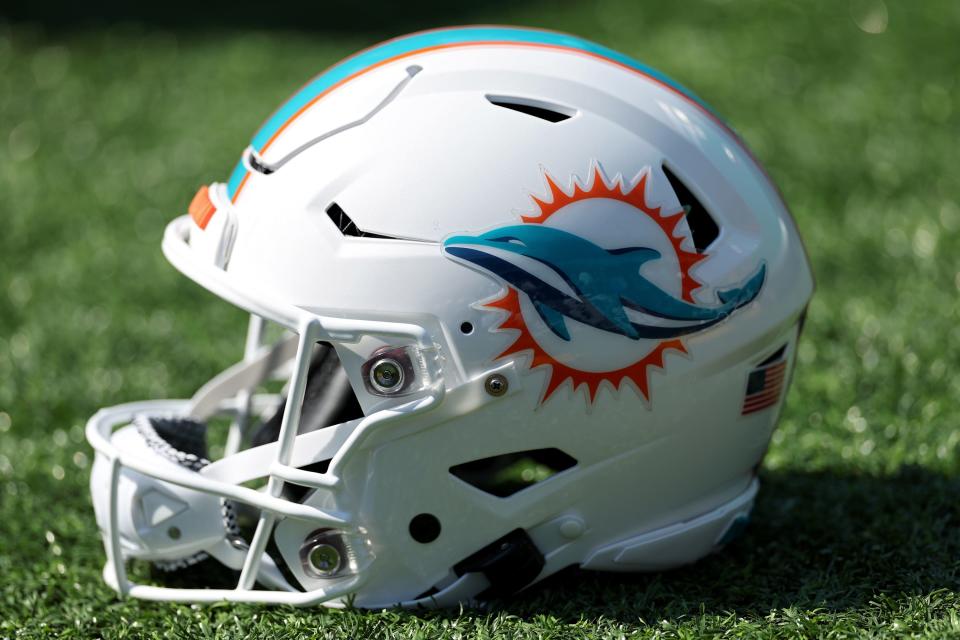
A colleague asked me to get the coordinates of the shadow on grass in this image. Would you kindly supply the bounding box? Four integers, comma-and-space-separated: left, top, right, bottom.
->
479, 466, 960, 621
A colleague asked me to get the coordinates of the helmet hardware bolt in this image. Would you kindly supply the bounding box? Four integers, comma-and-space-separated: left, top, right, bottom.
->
370, 358, 405, 394
306, 543, 342, 577
559, 517, 585, 540
484, 374, 508, 397
167, 526, 181, 540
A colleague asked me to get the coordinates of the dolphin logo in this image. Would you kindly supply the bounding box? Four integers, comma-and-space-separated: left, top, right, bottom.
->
443, 225, 765, 341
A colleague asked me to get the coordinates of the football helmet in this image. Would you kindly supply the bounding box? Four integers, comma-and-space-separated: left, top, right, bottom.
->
86, 26, 813, 607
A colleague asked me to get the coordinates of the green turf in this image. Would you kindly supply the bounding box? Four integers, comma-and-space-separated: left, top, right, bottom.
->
2, 0, 959, 637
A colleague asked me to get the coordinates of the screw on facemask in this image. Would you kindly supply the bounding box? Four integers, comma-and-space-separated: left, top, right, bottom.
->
360, 345, 433, 397
370, 358, 405, 393
299, 529, 357, 579
484, 374, 509, 397
307, 544, 341, 577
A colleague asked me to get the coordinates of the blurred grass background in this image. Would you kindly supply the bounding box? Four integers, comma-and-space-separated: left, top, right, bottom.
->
1, 0, 959, 637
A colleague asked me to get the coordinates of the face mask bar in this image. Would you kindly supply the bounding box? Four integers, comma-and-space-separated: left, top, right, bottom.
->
223, 313, 268, 457
85, 216, 448, 605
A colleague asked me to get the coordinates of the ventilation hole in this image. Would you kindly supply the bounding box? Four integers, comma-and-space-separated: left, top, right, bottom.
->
298, 459, 331, 475
758, 344, 787, 366
450, 448, 577, 498
325, 202, 399, 240
460, 321, 474, 335
486, 95, 576, 123
409, 513, 441, 543
662, 164, 720, 253
246, 149, 274, 175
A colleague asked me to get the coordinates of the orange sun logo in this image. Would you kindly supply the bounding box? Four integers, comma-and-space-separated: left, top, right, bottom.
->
482, 165, 708, 404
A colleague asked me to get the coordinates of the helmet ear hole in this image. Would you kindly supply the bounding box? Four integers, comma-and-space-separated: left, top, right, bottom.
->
459, 321, 474, 335
409, 514, 441, 543
449, 449, 577, 497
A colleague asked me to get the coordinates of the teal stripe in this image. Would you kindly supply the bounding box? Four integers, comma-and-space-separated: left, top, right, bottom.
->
227, 160, 247, 198
228, 26, 717, 199
251, 26, 713, 150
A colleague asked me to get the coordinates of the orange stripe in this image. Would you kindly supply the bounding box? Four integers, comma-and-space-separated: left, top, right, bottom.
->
188, 185, 216, 230
231, 172, 250, 205
233, 38, 747, 203
260, 40, 733, 153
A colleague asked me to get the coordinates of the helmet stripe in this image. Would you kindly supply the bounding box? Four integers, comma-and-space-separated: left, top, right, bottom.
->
226, 26, 727, 201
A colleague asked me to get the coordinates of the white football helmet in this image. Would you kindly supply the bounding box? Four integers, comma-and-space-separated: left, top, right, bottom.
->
87, 26, 813, 607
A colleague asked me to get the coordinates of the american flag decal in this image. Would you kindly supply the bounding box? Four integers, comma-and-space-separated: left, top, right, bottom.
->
741, 350, 788, 415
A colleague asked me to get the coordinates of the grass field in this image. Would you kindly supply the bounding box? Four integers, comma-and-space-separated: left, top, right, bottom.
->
2, 0, 959, 637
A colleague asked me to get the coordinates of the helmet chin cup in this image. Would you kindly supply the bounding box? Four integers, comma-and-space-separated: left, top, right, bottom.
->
85, 26, 813, 607
89, 424, 228, 564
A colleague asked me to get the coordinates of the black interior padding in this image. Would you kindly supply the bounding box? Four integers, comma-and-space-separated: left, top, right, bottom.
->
662, 164, 720, 253
251, 343, 364, 449
148, 416, 209, 461
282, 459, 331, 504
148, 556, 240, 589
266, 535, 306, 593
453, 528, 545, 598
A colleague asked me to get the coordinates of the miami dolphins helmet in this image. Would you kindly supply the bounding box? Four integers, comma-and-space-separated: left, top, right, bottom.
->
86, 26, 813, 607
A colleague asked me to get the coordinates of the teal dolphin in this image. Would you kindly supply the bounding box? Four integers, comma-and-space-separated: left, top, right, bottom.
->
444, 224, 765, 341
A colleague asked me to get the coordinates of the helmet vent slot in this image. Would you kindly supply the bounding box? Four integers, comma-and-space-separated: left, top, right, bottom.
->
758, 343, 787, 366
486, 95, 576, 123
662, 164, 720, 253
449, 448, 577, 498
325, 202, 397, 240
